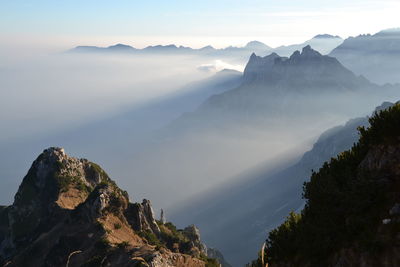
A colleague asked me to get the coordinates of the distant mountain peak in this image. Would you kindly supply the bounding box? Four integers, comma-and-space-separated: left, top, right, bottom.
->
313, 34, 341, 39
289, 45, 322, 60
245, 41, 271, 50
244, 52, 281, 81
200, 45, 215, 50
374, 27, 400, 37
146, 44, 178, 49
242, 45, 366, 89
249, 52, 257, 59
108, 43, 134, 48
329, 27, 400, 83
301, 45, 322, 56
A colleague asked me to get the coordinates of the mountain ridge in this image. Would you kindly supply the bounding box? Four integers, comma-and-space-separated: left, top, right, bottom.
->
67, 33, 342, 57
166, 45, 380, 134
0, 147, 226, 267
329, 28, 400, 84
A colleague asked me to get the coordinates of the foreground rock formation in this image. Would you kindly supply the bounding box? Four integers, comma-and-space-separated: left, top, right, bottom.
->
0, 147, 219, 267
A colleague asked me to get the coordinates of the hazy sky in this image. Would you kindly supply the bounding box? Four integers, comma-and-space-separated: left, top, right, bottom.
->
1, 0, 399, 49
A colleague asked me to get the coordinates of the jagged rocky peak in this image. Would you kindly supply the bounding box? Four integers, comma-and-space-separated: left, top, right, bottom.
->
288, 45, 328, 62
277, 45, 361, 81
125, 199, 161, 235
300, 45, 321, 56
0, 147, 221, 267
243, 52, 281, 81
242, 45, 359, 87
14, 146, 112, 210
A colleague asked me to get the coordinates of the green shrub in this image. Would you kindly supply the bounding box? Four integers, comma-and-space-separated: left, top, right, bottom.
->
139, 230, 163, 247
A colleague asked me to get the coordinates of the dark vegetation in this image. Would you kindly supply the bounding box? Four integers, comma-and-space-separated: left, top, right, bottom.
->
249, 103, 400, 266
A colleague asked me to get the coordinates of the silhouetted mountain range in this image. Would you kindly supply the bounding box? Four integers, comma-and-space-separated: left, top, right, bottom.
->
165, 45, 391, 134
330, 28, 400, 84
273, 34, 343, 56
69, 41, 271, 58
68, 34, 342, 60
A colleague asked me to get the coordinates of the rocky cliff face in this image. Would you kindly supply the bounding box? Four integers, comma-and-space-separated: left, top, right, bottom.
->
0, 147, 218, 267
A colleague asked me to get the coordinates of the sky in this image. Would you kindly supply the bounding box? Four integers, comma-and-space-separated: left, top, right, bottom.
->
1, 0, 400, 50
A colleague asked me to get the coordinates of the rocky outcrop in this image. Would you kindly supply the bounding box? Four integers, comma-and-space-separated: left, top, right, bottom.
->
0, 147, 112, 257
183, 225, 207, 257
125, 200, 161, 235
0, 147, 215, 267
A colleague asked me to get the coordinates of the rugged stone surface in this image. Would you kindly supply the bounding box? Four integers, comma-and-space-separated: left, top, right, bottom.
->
0, 147, 217, 267
182, 225, 207, 257
126, 200, 161, 235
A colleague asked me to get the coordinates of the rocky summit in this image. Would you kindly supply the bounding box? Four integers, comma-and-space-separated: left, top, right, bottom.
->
0, 147, 220, 267
243, 45, 367, 89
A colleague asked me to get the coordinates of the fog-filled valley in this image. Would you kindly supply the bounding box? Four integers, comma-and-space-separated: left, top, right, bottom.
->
2, 26, 400, 267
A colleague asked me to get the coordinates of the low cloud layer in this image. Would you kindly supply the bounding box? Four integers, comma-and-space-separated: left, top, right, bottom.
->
0, 49, 220, 142
197, 59, 244, 72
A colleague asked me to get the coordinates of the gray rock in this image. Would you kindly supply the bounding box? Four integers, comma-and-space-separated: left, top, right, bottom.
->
390, 203, 400, 216
125, 199, 160, 235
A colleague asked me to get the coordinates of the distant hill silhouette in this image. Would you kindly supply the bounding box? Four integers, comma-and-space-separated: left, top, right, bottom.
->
330, 28, 400, 84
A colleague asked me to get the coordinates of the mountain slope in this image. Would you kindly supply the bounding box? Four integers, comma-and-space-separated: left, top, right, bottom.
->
170, 102, 394, 266
0, 147, 222, 267
170, 108, 373, 265
330, 28, 400, 84
250, 102, 400, 267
